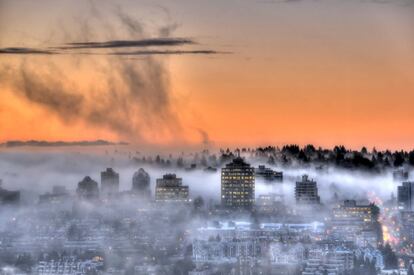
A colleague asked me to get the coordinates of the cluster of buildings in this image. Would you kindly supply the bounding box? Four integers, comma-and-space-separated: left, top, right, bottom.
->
71, 157, 285, 209
2, 156, 414, 275
74, 168, 152, 201
191, 219, 383, 275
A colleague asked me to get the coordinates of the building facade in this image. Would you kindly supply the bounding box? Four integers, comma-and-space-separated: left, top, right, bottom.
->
132, 168, 151, 197
398, 182, 414, 210
221, 157, 255, 209
77, 176, 99, 199
155, 174, 189, 202
295, 175, 320, 205
100, 168, 119, 195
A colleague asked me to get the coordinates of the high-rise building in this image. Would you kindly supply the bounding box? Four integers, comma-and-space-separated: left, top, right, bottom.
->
393, 169, 409, 182
132, 168, 151, 197
398, 182, 414, 210
77, 176, 99, 199
255, 165, 283, 182
221, 157, 255, 209
333, 200, 379, 224
100, 168, 119, 195
330, 200, 381, 247
295, 175, 320, 204
155, 174, 189, 202
0, 181, 20, 205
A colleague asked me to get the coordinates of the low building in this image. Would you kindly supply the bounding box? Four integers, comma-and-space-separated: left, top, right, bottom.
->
256, 193, 285, 214
155, 174, 189, 202
192, 239, 266, 263
34, 256, 103, 275
302, 247, 353, 275
269, 243, 306, 265
39, 185, 69, 204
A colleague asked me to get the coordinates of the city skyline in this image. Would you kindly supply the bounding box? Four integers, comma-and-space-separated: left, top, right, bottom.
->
1, 0, 414, 150
1, 1, 414, 274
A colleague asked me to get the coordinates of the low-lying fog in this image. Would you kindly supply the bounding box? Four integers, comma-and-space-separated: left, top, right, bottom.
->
0, 146, 407, 205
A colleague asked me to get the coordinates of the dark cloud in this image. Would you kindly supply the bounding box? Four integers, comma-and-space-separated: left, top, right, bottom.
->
0, 61, 84, 123
58, 38, 195, 50
0, 15, 186, 142
109, 50, 224, 56
2, 140, 127, 147
0, 47, 224, 56
0, 38, 222, 57
0, 4, 221, 144
0, 47, 55, 55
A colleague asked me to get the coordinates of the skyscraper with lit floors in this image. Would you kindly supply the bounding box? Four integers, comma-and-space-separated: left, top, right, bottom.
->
221, 156, 255, 209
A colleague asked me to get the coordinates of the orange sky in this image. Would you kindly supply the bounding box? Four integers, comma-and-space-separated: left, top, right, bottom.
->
0, 0, 413, 150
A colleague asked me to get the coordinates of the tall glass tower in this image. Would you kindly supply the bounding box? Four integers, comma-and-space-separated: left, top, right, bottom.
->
221, 156, 255, 209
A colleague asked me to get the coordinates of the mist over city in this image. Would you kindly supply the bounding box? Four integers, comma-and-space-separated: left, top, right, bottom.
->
1, 0, 414, 274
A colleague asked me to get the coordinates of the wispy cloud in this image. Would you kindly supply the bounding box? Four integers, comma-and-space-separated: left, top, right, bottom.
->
57, 38, 195, 50
0, 47, 55, 55
0, 38, 226, 56
108, 50, 226, 56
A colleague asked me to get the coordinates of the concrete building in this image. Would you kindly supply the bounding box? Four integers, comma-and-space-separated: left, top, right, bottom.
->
330, 200, 380, 247
77, 176, 99, 199
155, 174, 189, 202
302, 247, 353, 275
399, 210, 414, 245
0, 182, 20, 205
132, 168, 151, 197
100, 168, 119, 195
398, 182, 414, 210
256, 193, 285, 215
192, 239, 266, 263
39, 185, 69, 204
295, 175, 320, 205
221, 157, 255, 209
255, 165, 283, 182
393, 169, 409, 181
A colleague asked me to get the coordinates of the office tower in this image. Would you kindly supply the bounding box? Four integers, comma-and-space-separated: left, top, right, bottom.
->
398, 182, 414, 210
331, 200, 381, 247
100, 168, 119, 195
155, 174, 189, 202
333, 200, 379, 224
295, 175, 320, 204
255, 165, 283, 182
393, 169, 409, 182
77, 176, 99, 199
132, 168, 151, 197
0, 181, 20, 205
221, 157, 255, 209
